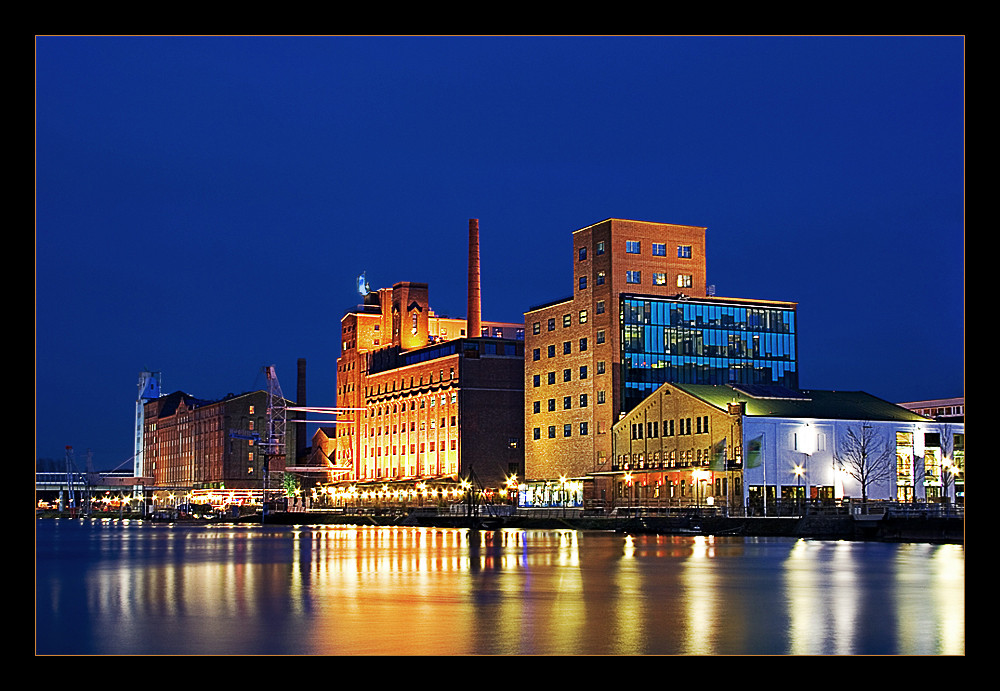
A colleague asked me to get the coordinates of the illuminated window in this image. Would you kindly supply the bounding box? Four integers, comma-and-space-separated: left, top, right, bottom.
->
579, 310, 587, 324
626, 270, 641, 284
678, 245, 692, 258
653, 272, 666, 285
533, 322, 540, 335
626, 240, 641, 254
563, 314, 571, 328
596, 271, 605, 286
249, 406, 255, 414
677, 274, 693, 288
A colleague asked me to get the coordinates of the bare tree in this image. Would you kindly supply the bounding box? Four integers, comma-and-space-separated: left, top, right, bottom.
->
936, 423, 960, 504
834, 422, 895, 503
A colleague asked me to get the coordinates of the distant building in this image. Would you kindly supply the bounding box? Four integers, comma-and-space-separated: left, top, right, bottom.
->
331, 220, 525, 496
898, 397, 964, 423
523, 218, 798, 501
142, 389, 293, 491
609, 382, 964, 513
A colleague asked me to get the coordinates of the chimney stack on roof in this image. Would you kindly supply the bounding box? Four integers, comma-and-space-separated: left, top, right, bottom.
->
468, 218, 481, 338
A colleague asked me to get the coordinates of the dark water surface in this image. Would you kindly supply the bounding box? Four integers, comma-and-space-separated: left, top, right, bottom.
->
36, 519, 964, 655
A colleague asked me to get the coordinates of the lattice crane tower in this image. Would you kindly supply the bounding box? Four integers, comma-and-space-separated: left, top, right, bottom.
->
134, 371, 161, 478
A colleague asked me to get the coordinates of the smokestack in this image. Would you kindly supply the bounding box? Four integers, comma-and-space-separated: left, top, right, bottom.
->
296, 358, 307, 459
468, 218, 482, 338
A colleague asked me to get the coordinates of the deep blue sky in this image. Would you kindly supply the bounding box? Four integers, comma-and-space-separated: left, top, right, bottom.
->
36, 36, 964, 470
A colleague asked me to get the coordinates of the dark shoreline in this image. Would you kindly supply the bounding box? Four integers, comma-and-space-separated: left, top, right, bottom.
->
38, 511, 964, 544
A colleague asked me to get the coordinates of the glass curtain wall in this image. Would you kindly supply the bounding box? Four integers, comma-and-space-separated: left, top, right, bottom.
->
621, 296, 797, 412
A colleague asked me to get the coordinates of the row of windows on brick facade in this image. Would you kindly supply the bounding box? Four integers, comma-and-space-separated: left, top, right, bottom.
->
578, 241, 693, 261
532, 311, 595, 334
532, 362, 607, 387
631, 416, 711, 439
373, 439, 458, 456
533, 337, 591, 360
533, 422, 590, 439
577, 271, 693, 291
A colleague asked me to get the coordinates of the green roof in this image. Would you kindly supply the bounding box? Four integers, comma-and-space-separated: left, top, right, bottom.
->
672, 384, 930, 422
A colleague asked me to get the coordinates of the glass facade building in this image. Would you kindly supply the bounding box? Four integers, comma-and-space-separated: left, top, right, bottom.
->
621, 294, 797, 412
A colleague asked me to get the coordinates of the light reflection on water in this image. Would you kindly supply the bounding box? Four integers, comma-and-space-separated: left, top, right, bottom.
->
36, 520, 964, 655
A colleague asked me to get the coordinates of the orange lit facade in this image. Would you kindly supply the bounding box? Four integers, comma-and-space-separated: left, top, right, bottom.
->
335, 281, 524, 490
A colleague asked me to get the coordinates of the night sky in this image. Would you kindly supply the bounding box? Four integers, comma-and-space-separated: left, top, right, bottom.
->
35, 36, 964, 471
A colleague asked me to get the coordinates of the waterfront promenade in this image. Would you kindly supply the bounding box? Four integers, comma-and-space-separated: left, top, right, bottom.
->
39, 503, 964, 543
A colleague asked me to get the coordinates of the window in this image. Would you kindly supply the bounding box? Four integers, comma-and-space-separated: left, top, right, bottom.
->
597, 330, 606, 344
548, 345, 556, 358
533, 401, 540, 414
579, 310, 588, 324
547, 318, 555, 331
533, 374, 540, 387
678, 245, 692, 258
580, 422, 589, 435
564, 424, 572, 438
596, 300, 605, 315
533, 428, 541, 440
626, 270, 641, 284
598, 390, 606, 404
596, 241, 605, 255
652, 242, 666, 256
563, 314, 571, 328
626, 240, 641, 254
597, 360, 606, 374
677, 274, 693, 288
579, 276, 587, 290
548, 398, 556, 412
579, 365, 588, 379
579, 337, 588, 351
547, 371, 556, 385
653, 272, 666, 285
532, 348, 540, 361
563, 341, 572, 355
533, 322, 540, 335
563, 368, 572, 382
548, 426, 556, 439
579, 247, 587, 261
580, 393, 588, 407
596, 271, 605, 286
563, 396, 571, 410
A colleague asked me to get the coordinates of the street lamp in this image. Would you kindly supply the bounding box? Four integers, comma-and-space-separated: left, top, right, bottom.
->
793, 465, 805, 515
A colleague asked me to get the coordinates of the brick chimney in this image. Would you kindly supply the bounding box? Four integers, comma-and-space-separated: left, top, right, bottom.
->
468, 218, 482, 338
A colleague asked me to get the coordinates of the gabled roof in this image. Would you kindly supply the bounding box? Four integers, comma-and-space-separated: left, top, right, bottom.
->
672, 384, 930, 422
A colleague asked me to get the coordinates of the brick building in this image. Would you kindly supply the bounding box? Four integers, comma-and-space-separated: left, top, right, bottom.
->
142, 389, 290, 491
332, 220, 525, 497
524, 218, 798, 505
